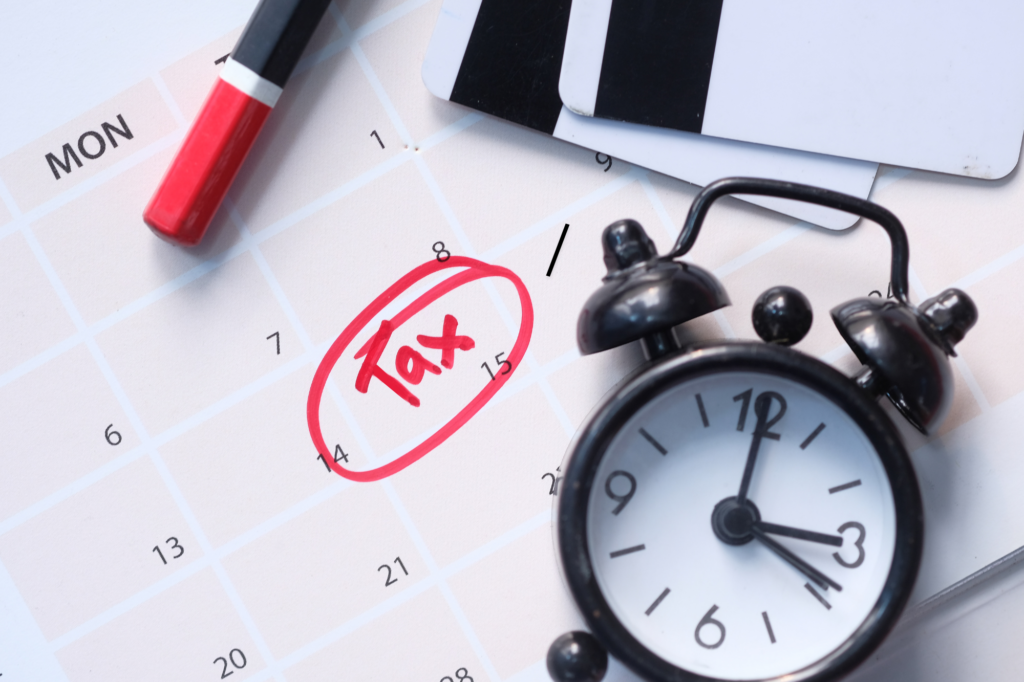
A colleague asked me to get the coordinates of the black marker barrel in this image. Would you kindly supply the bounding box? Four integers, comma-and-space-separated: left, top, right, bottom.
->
231, 0, 333, 87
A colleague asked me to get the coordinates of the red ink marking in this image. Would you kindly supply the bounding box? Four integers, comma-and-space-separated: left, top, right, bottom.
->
354, 319, 420, 406
417, 313, 475, 369
395, 345, 442, 384
308, 257, 533, 482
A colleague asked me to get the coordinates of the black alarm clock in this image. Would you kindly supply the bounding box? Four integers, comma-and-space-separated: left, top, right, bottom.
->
546, 178, 978, 682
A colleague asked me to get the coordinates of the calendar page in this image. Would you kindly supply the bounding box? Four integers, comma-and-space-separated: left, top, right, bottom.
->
2, 1, 1024, 681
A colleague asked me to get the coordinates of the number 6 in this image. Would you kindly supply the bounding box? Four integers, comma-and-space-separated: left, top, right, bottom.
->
695, 605, 726, 649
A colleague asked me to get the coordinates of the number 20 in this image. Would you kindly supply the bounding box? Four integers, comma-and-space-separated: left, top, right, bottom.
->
213, 649, 246, 678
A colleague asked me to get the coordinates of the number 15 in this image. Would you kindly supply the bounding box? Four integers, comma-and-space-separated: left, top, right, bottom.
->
481, 352, 513, 381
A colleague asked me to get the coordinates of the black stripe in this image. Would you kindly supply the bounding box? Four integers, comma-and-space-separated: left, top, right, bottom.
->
450, 0, 571, 134
595, 0, 724, 133
231, 0, 333, 87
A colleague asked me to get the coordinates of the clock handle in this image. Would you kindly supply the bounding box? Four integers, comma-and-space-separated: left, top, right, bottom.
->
665, 177, 911, 305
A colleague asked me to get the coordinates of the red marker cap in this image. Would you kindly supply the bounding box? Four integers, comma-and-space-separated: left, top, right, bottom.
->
144, 0, 332, 246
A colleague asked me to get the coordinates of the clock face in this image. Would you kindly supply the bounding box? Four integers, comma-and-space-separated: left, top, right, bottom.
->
584, 368, 898, 681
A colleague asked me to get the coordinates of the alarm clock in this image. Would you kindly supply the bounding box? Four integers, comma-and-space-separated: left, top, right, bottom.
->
546, 178, 978, 682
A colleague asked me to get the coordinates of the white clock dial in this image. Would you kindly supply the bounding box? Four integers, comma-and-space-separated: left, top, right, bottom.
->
586, 370, 897, 681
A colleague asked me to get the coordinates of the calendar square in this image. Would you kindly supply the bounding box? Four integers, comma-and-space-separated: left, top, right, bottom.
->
957, 257, 1024, 408
0, 458, 200, 640
94, 253, 301, 436
161, 365, 362, 548
257, 162, 457, 347
159, 28, 244, 122
493, 181, 669, 366
447, 524, 584, 680
388, 384, 568, 568
871, 167, 1024, 295
228, 45, 402, 234
32, 148, 241, 326
421, 117, 628, 255
0, 232, 76, 376
221, 481, 423, 657
318, 277, 529, 463
286, 587, 484, 682
0, 345, 139, 522
360, 0, 466, 145
56, 568, 264, 682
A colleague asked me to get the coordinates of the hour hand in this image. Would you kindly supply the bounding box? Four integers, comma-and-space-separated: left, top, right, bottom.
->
753, 521, 843, 547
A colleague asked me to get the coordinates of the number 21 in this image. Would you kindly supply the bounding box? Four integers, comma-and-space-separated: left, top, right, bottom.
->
378, 556, 409, 586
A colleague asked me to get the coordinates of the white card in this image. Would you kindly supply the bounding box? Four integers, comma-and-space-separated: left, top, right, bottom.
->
422, 0, 879, 230
560, 0, 1024, 179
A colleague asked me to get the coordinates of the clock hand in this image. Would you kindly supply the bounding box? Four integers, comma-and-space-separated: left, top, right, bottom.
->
736, 392, 784, 504
753, 521, 843, 547
751, 525, 843, 592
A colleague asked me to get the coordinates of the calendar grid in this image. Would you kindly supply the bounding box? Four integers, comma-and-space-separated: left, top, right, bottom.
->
1, 0, 1023, 679
8, 187, 289, 680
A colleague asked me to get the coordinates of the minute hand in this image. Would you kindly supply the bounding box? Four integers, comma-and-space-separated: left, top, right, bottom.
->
736, 391, 786, 504
753, 521, 844, 547
751, 526, 843, 592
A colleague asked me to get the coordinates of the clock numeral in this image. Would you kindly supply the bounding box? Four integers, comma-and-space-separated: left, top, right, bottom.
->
833, 521, 866, 568
732, 388, 752, 431
733, 389, 787, 438
604, 470, 636, 515
753, 391, 787, 439
694, 605, 726, 649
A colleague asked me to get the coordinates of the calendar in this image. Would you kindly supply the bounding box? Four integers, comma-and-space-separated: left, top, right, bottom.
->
2, 1, 1024, 681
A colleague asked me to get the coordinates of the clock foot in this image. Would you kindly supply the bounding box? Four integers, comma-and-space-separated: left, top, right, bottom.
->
547, 631, 608, 682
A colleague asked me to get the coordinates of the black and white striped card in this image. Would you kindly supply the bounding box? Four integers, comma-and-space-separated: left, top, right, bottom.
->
422, 0, 877, 229
560, 0, 1024, 179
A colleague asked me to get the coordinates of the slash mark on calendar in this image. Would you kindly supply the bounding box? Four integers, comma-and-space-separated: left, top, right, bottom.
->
308, 256, 533, 482
546, 223, 570, 276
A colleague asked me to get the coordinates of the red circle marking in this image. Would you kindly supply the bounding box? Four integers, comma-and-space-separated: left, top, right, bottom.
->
307, 256, 534, 482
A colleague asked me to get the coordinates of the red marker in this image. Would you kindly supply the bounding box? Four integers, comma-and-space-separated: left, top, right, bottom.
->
144, 0, 333, 246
